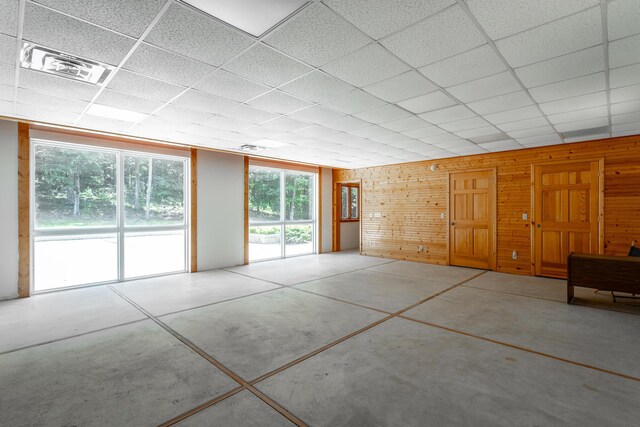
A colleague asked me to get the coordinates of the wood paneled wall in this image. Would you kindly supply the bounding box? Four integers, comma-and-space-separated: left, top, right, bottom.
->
334, 135, 640, 275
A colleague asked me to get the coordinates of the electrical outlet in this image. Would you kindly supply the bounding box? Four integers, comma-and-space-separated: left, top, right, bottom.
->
522, 212, 528, 220
512, 250, 518, 260
418, 245, 424, 252
440, 212, 445, 219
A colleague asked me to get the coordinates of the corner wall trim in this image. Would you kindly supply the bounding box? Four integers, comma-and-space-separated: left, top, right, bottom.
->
190, 148, 198, 273
18, 122, 30, 298
244, 156, 249, 265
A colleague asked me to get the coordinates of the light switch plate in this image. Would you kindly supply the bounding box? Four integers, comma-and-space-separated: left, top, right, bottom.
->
522, 212, 528, 220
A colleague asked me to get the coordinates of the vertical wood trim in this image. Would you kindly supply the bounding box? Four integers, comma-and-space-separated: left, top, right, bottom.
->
530, 163, 536, 275
318, 168, 323, 254
18, 122, 30, 298
446, 172, 451, 266
598, 157, 605, 254
244, 156, 249, 264
359, 179, 363, 254
491, 168, 497, 271
333, 183, 341, 252
190, 148, 197, 273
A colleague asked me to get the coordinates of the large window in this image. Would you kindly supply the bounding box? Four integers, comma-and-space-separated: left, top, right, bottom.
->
249, 165, 317, 261
32, 140, 188, 292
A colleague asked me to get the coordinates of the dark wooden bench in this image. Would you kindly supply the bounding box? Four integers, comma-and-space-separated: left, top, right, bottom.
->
567, 253, 640, 303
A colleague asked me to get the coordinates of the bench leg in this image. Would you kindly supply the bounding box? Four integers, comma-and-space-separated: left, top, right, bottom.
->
567, 284, 574, 304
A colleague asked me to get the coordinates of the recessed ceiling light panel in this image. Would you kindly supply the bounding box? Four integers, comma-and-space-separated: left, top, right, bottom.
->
20, 42, 113, 85
235, 144, 268, 152
180, 0, 308, 37
86, 104, 148, 123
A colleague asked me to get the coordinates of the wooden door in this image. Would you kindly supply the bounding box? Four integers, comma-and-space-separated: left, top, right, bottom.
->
449, 170, 496, 270
533, 160, 602, 278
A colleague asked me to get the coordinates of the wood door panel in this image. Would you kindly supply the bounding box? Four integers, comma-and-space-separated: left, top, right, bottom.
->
534, 160, 601, 278
449, 170, 495, 270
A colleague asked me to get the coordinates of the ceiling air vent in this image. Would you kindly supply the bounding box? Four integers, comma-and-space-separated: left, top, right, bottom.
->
236, 144, 268, 152
560, 125, 611, 140
20, 42, 113, 85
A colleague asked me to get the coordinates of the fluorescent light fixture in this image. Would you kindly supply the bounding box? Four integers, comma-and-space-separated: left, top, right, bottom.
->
20, 42, 113, 85
86, 104, 148, 123
180, 0, 308, 37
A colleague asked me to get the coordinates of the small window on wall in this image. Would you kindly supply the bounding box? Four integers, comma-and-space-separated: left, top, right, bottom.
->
341, 184, 359, 221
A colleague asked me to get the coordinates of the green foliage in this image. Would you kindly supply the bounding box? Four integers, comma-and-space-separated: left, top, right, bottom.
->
248, 226, 311, 244
248, 169, 313, 221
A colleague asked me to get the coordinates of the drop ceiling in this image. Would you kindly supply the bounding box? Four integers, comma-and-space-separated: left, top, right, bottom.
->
1, 0, 639, 168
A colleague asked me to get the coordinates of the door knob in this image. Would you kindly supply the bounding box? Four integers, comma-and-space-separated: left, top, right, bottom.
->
451, 222, 455, 226
537, 224, 541, 228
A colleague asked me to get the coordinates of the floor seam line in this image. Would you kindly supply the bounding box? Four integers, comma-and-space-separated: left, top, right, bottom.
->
248, 270, 488, 386
107, 285, 308, 427
398, 315, 640, 383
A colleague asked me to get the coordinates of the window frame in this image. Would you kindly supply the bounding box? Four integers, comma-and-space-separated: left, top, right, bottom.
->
30, 138, 190, 293
340, 183, 360, 222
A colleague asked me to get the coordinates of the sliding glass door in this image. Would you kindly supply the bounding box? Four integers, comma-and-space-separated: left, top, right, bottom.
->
32, 140, 188, 292
248, 165, 316, 262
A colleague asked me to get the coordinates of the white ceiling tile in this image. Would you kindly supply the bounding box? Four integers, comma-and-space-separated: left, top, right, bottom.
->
370, 133, 415, 145
495, 8, 602, 68
610, 63, 640, 89
347, 125, 393, 138
379, 116, 431, 132
321, 43, 410, 87
221, 104, 279, 124
107, 70, 185, 103
201, 114, 253, 131
611, 99, 640, 115
287, 105, 345, 124
262, 116, 309, 131
171, 89, 240, 114
612, 122, 640, 133
507, 126, 557, 139
466, 91, 533, 115
280, 71, 354, 103
538, 91, 608, 115
420, 132, 464, 144
324, 0, 454, 40
608, 33, 640, 68
483, 105, 542, 125
18, 69, 99, 101
0, 83, 13, 101
515, 45, 605, 88
247, 90, 312, 115
124, 43, 215, 87
448, 144, 488, 155
193, 70, 270, 103
240, 126, 284, 139
418, 45, 506, 88
95, 89, 163, 114
223, 43, 313, 88
418, 105, 477, 124
265, 3, 370, 67
529, 73, 606, 103
479, 140, 522, 152
363, 71, 437, 103
447, 71, 521, 103
401, 125, 448, 138
553, 117, 609, 132
547, 105, 608, 124
397, 91, 457, 114
608, 0, 640, 40
78, 114, 131, 133
322, 89, 386, 115
33, 0, 166, 38
16, 89, 89, 113
15, 103, 79, 124
455, 125, 501, 139
324, 115, 371, 132
0, 99, 12, 113
293, 125, 340, 138
353, 104, 412, 124
146, 3, 252, 66
516, 134, 563, 147
0, 0, 18, 36
23, 3, 135, 66
380, 6, 485, 68
611, 84, 640, 103
0, 33, 16, 65
153, 104, 213, 124
467, 0, 598, 40
612, 129, 640, 137
611, 111, 640, 125
0, 62, 14, 86
497, 117, 551, 132
563, 133, 609, 143
439, 116, 489, 132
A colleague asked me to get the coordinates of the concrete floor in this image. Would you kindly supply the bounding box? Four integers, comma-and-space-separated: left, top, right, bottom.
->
1, 251, 639, 426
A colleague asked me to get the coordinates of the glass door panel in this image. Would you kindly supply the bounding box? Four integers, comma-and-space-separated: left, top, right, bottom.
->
124, 230, 186, 279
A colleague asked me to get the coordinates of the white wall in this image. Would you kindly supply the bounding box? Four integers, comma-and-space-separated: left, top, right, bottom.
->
0, 120, 18, 300
196, 150, 245, 270
320, 167, 333, 253
340, 221, 360, 251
